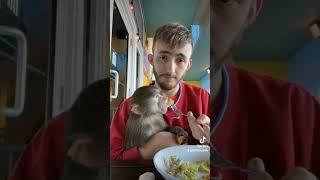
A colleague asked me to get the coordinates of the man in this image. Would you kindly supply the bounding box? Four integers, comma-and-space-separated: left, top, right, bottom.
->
211, 0, 319, 179
110, 22, 211, 160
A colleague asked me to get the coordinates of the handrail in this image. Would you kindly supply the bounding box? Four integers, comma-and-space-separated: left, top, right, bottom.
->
0, 25, 27, 117
110, 69, 119, 99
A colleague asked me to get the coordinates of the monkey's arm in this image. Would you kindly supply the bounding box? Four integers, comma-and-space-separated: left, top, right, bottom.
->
167, 126, 189, 144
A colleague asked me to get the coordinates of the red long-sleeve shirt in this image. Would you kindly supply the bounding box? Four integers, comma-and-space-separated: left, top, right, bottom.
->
211, 65, 320, 179
110, 82, 211, 160
8, 112, 66, 180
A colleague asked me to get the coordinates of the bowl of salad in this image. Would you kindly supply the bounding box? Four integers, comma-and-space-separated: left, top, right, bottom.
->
153, 145, 210, 180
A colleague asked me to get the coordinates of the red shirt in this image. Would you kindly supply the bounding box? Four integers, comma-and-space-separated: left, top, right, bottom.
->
110, 82, 211, 160
212, 65, 320, 179
8, 112, 66, 180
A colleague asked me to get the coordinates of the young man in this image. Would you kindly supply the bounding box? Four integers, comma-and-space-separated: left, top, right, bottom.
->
110, 22, 211, 160
211, 0, 319, 179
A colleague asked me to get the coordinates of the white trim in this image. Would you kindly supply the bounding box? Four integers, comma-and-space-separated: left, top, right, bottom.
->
137, 41, 144, 87
87, 0, 107, 83
52, 0, 85, 116
114, 0, 143, 97
110, 0, 114, 68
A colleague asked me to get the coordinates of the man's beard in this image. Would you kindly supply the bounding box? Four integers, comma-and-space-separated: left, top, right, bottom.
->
153, 69, 185, 91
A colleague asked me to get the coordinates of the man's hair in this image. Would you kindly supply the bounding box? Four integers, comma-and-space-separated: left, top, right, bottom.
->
152, 22, 193, 52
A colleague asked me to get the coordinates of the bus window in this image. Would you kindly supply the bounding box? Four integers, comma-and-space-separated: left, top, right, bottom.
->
110, 3, 128, 118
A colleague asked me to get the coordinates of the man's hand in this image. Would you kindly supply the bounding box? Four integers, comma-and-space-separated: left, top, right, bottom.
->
247, 157, 318, 180
187, 111, 210, 143
67, 138, 105, 168
139, 132, 179, 159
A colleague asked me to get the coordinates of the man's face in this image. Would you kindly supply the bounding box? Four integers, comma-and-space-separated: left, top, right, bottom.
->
149, 41, 192, 90
211, 0, 258, 71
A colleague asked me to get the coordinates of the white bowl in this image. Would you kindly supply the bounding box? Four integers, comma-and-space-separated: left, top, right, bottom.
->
153, 145, 210, 180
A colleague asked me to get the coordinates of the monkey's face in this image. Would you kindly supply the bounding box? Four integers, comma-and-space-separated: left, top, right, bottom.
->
131, 86, 170, 115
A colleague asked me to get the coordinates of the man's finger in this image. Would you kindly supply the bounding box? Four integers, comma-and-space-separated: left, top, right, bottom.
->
187, 111, 196, 124
139, 172, 155, 180
203, 124, 210, 143
280, 167, 318, 180
196, 114, 210, 125
248, 157, 265, 171
247, 157, 273, 180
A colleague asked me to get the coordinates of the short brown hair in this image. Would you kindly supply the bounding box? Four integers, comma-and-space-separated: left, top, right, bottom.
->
153, 22, 193, 52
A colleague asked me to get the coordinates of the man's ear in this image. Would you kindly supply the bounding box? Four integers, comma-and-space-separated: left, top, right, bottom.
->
131, 104, 141, 115
187, 59, 192, 70
247, 0, 263, 25
148, 54, 154, 65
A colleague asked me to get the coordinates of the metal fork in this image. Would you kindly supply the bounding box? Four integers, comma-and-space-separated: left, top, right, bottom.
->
170, 105, 188, 117
211, 146, 257, 174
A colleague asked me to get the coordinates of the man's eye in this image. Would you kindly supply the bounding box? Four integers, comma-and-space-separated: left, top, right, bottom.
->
216, 0, 235, 5
220, 0, 232, 3
177, 58, 185, 63
158, 55, 167, 61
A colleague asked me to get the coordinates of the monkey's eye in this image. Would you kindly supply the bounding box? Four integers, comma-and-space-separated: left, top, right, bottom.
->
155, 94, 161, 99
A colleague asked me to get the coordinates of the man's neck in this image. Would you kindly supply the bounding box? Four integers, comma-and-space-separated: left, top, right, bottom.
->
213, 56, 233, 100
212, 68, 222, 100
155, 82, 180, 98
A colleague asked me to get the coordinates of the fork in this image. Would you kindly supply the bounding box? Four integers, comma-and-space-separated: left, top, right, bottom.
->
170, 105, 188, 117
211, 146, 257, 174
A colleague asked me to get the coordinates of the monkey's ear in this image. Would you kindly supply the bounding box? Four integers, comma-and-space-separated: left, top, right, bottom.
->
131, 104, 142, 115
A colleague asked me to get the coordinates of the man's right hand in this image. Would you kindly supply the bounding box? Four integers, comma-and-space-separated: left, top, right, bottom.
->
67, 138, 105, 168
247, 157, 318, 180
139, 132, 179, 159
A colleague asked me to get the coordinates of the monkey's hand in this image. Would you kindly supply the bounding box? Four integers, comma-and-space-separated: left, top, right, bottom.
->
168, 126, 188, 145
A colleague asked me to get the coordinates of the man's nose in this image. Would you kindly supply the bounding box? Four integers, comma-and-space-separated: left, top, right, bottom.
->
165, 58, 176, 74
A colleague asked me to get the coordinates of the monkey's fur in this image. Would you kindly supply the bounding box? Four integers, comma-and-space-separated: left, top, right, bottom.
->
125, 86, 188, 149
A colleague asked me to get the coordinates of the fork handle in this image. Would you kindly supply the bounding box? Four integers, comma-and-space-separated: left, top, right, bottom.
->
222, 166, 258, 174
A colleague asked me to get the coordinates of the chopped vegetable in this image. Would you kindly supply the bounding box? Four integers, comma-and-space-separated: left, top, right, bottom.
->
164, 155, 210, 180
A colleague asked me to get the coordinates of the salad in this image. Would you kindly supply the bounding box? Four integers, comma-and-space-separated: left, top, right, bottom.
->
164, 155, 210, 180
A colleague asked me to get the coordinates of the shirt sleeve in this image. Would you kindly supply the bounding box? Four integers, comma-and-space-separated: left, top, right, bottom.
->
202, 89, 211, 116
8, 113, 66, 180
290, 86, 320, 177
110, 99, 143, 160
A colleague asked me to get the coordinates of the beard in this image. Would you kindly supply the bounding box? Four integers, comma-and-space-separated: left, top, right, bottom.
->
153, 68, 185, 91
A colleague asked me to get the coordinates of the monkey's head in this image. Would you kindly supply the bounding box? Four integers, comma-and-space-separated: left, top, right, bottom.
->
130, 86, 169, 115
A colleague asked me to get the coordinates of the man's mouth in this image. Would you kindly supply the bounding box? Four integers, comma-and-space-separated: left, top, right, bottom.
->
160, 75, 176, 79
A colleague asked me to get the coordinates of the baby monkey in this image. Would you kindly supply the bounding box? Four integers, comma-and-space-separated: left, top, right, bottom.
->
125, 86, 188, 149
